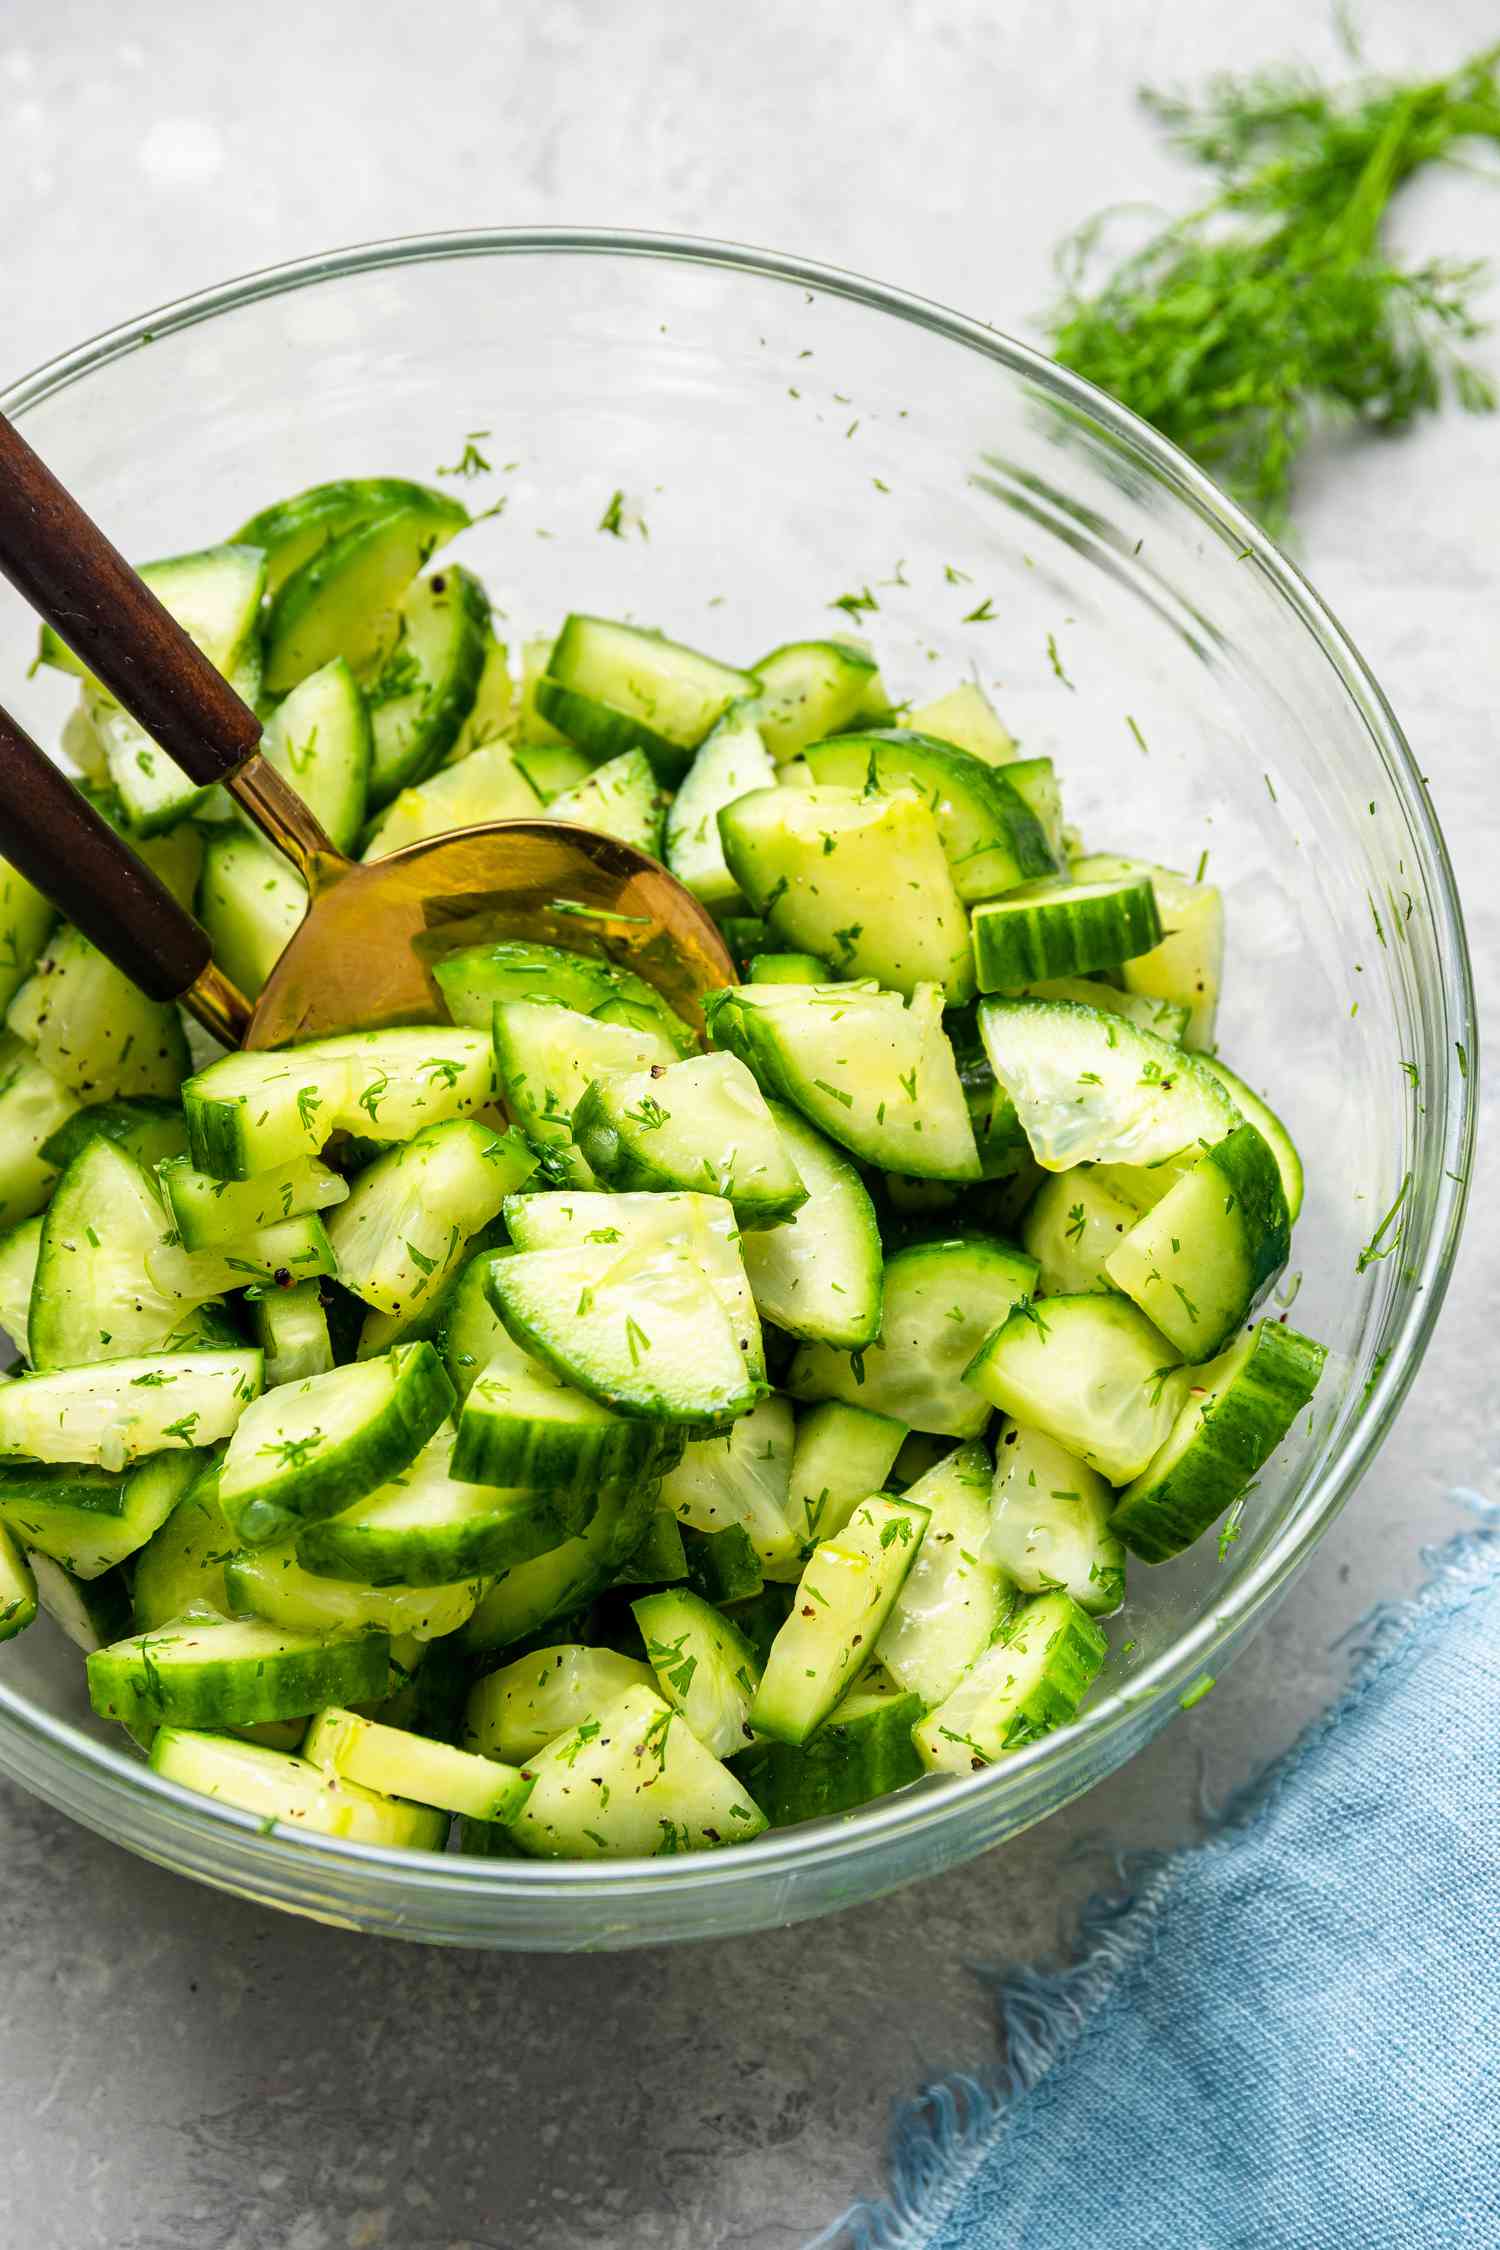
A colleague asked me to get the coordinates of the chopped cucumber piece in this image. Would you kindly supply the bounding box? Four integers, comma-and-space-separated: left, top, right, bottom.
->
905, 682, 1016, 764
738, 1102, 883, 1349
802, 730, 1056, 900
196, 829, 307, 1000
541, 614, 758, 783
150, 1726, 449, 1848
131, 1460, 235, 1630
0, 1035, 79, 1229
303, 1706, 530, 1823
160, 1152, 348, 1251
231, 475, 466, 596
976, 997, 1238, 1172
0, 1448, 205, 1579
684, 1523, 766, 1606
751, 639, 885, 761
611, 1508, 690, 1586
749, 951, 829, 984
228, 1538, 479, 1641
29, 1547, 126, 1648
1021, 977, 1190, 1045
436, 940, 693, 1055
988, 1420, 1127, 1615
29, 1136, 186, 1369
913, 1589, 1108, 1772
0, 1351, 260, 1473
664, 709, 776, 909
148, 1213, 337, 1303
463, 1642, 655, 1765
1104, 1123, 1290, 1359
491, 1000, 679, 1188
0, 860, 56, 1017
0, 1216, 41, 1356
550, 747, 666, 855
459, 1484, 655, 1654
445, 628, 513, 762
327, 1116, 530, 1317
509, 1682, 766, 1857
575, 1051, 806, 1223
720, 784, 975, 1003
264, 503, 465, 695
972, 876, 1162, 991
1022, 1168, 1141, 1296
750, 1496, 930, 1747
9, 924, 189, 1102
734, 1681, 923, 1825
39, 1096, 187, 1175
706, 981, 980, 1182
1111, 1319, 1326, 1562
790, 1234, 1037, 1438
965, 1296, 1188, 1485
658, 1396, 797, 1573
296, 1425, 562, 1586
877, 1442, 1012, 1707
633, 1587, 761, 1758
366, 565, 490, 807
1197, 1056, 1304, 1221
89, 1612, 390, 1733
777, 1400, 908, 1574
362, 742, 541, 860
1072, 854, 1224, 1050
252, 1280, 334, 1388
440, 1241, 514, 1401
260, 656, 372, 854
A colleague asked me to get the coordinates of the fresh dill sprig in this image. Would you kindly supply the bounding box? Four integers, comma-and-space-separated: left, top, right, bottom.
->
1049, 43, 1500, 527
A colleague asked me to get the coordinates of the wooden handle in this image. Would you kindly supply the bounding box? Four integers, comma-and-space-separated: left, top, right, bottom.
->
0, 705, 214, 1002
0, 411, 261, 787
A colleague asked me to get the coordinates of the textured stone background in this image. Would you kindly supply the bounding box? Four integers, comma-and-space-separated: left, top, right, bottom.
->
2, 2, 1497, 2243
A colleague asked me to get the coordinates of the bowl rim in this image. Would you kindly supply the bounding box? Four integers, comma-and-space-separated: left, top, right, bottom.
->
0, 223, 1476, 1916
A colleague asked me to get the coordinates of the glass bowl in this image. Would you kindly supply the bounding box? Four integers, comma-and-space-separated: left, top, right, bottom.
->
0, 230, 1474, 1949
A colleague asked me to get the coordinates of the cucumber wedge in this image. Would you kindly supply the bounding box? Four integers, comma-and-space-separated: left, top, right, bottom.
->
226, 1544, 479, 1642
161, 1152, 348, 1251
802, 730, 1056, 899
965, 1296, 1188, 1485
366, 565, 490, 807
1071, 854, 1224, 1050
89, 1612, 391, 1733
362, 743, 541, 860
150, 1726, 449, 1847
295, 1426, 563, 1586
988, 1419, 1127, 1615
738, 1102, 882, 1350
0, 860, 56, 1017
657, 1396, 797, 1573
1197, 1056, 1304, 1221
462, 1642, 655, 1764
327, 1116, 531, 1317
549, 748, 666, 856
664, 709, 777, 909
0, 1217, 40, 1357
509, 1682, 767, 1857
436, 941, 693, 1055
905, 682, 1016, 764
491, 1000, 680, 1188
9, 924, 189, 1102
1104, 1122, 1290, 1360
131, 1460, 236, 1630
259, 656, 372, 854
253, 1281, 335, 1388
458, 1484, 656, 1655
976, 997, 1239, 1172
232, 475, 466, 595
1111, 1319, 1326, 1562
876, 1442, 1012, 1707
264, 503, 466, 696
1022, 1167, 1142, 1297
29, 1136, 187, 1370
38, 1096, 187, 1176
0, 1036, 79, 1230
971, 876, 1162, 991
913, 1589, 1108, 1773
749, 1495, 930, 1747
751, 639, 886, 761
0, 1449, 206, 1578
0, 1351, 260, 1473
574, 1051, 807, 1223
541, 614, 758, 783
148, 1214, 337, 1304
303, 1705, 531, 1823
733, 1681, 923, 1825
632, 1586, 761, 1759
196, 829, 307, 1000
777, 1400, 908, 1572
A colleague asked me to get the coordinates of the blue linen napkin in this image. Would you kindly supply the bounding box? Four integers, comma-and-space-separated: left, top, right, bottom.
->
822, 1498, 1500, 2250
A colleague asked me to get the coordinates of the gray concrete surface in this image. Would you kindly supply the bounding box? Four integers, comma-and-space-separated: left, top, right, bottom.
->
2, 2, 1497, 2243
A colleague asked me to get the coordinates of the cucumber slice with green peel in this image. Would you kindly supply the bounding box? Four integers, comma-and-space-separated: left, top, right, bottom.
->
790, 1234, 1038, 1439
365, 565, 490, 807
444, 629, 514, 762
544, 614, 758, 780
632, 1586, 761, 1758
1071, 854, 1224, 1050
664, 709, 776, 909
303, 1705, 531, 1823
183, 1026, 498, 1180
88, 1611, 391, 1733
965, 1295, 1187, 1484
513, 739, 593, 800
573, 1052, 807, 1224
263, 504, 465, 696
531, 675, 687, 775
0, 1529, 38, 1640
435, 940, 694, 1055
149, 1726, 450, 1847
231, 476, 467, 596
131, 1460, 234, 1630
352, 1210, 508, 1361
0, 860, 56, 1017
658, 1395, 797, 1573
226, 1543, 480, 1642
0, 1035, 79, 1229
39, 1096, 187, 1175
0, 1216, 41, 1356
0, 1350, 259, 1473
295, 1426, 563, 1586
491, 1000, 680, 1188
972, 877, 1163, 991
734, 1681, 923, 1825
28, 1551, 133, 1651
988, 1420, 1127, 1615
706, 981, 981, 1182
454, 1283, 684, 1497
913, 1588, 1108, 1773
877, 1442, 1013, 1707
549, 748, 667, 855
750, 639, 886, 761
1197, 1056, 1303, 1222
218, 1341, 454, 1546
1004, 757, 1067, 863
719, 784, 976, 1003
0, 1448, 205, 1580
196, 829, 307, 1000
259, 657, 371, 855
1022, 1168, 1141, 1297
976, 998, 1239, 1172
462, 1642, 655, 1764
749, 951, 829, 984
149, 1213, 337, 1303
612, 1508, 690, 1586
749, 1495, 930, 1747
504, 1189, 763, 1380
252, 1280, 334, 1388
326, 1117, 530, 1318
1019, 977, 1190, 1045
739, 1103, 882, 1351
489, 1235, 760, 1425
684, 1523, 765, 1606
508, 1681, 767, 1858
160, 1153, 349, 1251
29, 1137, 188, 1370
905, 682, 1016, 765
1111, 1319, 1327, 1562
1104, 1123, 1290, 1360
361, 742, 541, 860
801, 730, 1057, 901
775, 1400, 908, 1574
8, 925, 189, 1102
439, 1242, 510, 1400
514, 634, 572, 749
459, 1485, 656, 1654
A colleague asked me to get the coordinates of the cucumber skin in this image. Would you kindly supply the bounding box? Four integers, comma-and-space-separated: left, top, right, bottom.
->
733, 1689, 924, 1825
294, 1486, 565, 1588
88, 1623, 391, 1734
971, 879, 1162, 990
533, 678, 691, 785
1111, 1320, 1326, 1563
368, 565, 491, 807
451, 1375, 684, 1499
682, 1522, 764, 1605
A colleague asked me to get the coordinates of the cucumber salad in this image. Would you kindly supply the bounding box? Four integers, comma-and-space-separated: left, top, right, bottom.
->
0, 472, 1325, 1862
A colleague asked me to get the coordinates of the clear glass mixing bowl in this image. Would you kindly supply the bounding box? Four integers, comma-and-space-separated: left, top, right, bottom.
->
0, 230, 1474, 1948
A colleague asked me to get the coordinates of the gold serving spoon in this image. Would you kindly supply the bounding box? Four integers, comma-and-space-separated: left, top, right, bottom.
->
0, 412, 733, 1054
